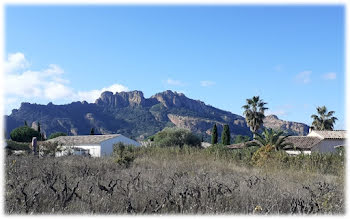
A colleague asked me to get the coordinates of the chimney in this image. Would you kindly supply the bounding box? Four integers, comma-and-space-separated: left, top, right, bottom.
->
309, 127, 313, 133
32, 137, 38, 155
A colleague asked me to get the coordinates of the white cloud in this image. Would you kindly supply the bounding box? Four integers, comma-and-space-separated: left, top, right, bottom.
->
4, 52, 29, 73
295, 71, 312, 84
44, 64, 64, 76
166, 78, 185, 86
4, 52, 129, 111
322, 72, 336, 80
76, 84, 129, 103
200, 80, 215, 87
44, 82, 74, 100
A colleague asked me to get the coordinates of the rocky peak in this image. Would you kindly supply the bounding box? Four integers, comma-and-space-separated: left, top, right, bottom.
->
265, 114, 279, 120
263, 114, 309, 136
151, 90, 203, 109
95, 90, 145, 107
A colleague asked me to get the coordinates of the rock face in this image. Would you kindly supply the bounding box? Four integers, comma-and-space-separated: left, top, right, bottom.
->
5, 90, 309, 140
96, 90, 147, 107
263, 115, 310, 136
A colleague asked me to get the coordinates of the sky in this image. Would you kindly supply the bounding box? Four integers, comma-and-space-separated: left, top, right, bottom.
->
4, 5, 345, 129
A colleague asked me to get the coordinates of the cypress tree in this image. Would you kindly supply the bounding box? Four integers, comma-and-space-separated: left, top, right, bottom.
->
37, 122, 42, 141
24, 121, 28, 126
221, 124, 230, 145
211, 124, 218, 145
90, 128, 95, 135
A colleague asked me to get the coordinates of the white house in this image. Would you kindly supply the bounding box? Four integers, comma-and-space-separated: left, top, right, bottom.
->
227, 130, 346, 155
284, 130, 346, 155
47, 134, 141, 157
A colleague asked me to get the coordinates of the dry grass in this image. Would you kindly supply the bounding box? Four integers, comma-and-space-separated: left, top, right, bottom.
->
5, 146, 344, 215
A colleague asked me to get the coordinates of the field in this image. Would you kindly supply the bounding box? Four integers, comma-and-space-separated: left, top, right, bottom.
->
5, 146, 345, 214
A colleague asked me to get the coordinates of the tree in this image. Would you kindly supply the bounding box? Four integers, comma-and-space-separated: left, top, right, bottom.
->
311, 106, 338, 130
37, 122, 42, 141
10, 126, 40, 142
221, 124, 231, 145
211, 124, 218, 145
48, 132, 67, 139
153, 127, 201, 148
242, 96, 268, 137
247, 128, 293, 151
90, 128, 95, 135
24, 121, 28, 126
234, 135, 251, 144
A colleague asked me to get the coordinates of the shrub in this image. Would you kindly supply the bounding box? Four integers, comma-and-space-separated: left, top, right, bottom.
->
10, 126, 40, 142
48, 132, 67, 139
113, 142, 136, 168
251, 144, 275, 167
153, 127, 201, 148
38, 141, 62, 157
5, 154, 344, 214
234, 135, 251, 144
6, 140, 31, 155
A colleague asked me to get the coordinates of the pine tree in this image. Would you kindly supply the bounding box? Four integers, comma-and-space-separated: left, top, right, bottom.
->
90, 128, 95, 135
211, 124, 218, 145
221, 124, 231, 145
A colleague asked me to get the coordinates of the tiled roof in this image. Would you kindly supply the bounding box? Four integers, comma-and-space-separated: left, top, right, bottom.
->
227, 141, 258, 149
283, 136, 323, 150
227, 136, 323, 150
47, 134, 121, 145
227, 142, 247, 149
309, 130, 346, 139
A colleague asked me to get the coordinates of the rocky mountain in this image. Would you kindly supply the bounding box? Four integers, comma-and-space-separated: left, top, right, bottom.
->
263, 115, 309, 136
5, 90, 309, 141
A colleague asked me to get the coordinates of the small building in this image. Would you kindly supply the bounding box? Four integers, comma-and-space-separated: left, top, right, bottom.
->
227, 130, 346, 155
47, 134, 141, 157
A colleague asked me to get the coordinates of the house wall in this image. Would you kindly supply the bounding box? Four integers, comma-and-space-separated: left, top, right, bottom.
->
311, 139, 345, 153
100, 135, 141, 156
285, 150, 311, 155
55, 145, 101, 157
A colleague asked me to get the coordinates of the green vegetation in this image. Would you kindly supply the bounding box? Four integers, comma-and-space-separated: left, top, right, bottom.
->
113, 142, 136, 168
48, 132, 67, 139
37, 122, 42, 141
311, 106, 338, 130
38, 141, 62, 157
234, 135, 250, 144
211, 124, 218, 145
5, 140, 31, 151
247, 128, 293, 151
10, 126, 40, 142
221, 124, 231, 145
152, 127, 201, 148
242, 96, 268, 136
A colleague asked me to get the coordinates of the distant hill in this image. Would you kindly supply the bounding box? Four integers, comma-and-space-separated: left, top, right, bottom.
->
4, 90, 310, 140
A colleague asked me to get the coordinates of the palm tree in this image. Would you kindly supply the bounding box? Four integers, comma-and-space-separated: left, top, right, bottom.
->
247, 128, 293, 151
311, 106, 338, 130
242, 96, 268, 137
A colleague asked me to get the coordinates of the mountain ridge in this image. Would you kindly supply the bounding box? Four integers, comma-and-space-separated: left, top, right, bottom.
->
5, 90, 310, 140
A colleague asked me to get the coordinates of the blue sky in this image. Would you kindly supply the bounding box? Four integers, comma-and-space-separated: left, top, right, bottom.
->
4, 5, 345, 129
